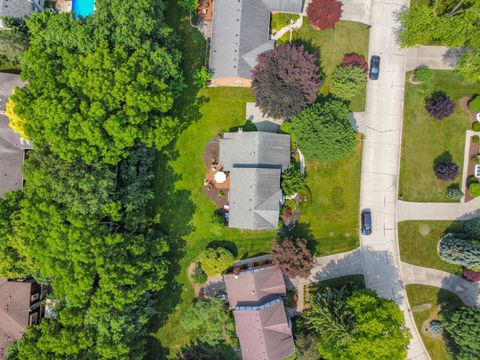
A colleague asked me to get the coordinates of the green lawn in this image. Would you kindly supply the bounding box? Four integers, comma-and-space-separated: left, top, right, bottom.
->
399, 71, 480, 202
296, 138, 363, 255
406, 285, 463, 360
270, 13, 300, 33
279, 20, 370, 112
398, 221, 464, 274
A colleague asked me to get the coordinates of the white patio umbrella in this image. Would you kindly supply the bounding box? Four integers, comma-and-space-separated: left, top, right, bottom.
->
214, 171, 227, 183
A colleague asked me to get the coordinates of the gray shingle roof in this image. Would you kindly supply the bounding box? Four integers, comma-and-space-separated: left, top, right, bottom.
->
210, 0, 304, 79
229, 167, 282, 229
0, 0, 44, 20
219, 132, 291, 172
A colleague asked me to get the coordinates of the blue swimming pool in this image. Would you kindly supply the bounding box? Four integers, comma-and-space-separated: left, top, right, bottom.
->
72, 0, 95, 18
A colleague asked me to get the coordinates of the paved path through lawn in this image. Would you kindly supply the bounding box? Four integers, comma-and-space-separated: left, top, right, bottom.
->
402, 262, 480, 307
397, 198, 480, 221
359, 0, 430, 358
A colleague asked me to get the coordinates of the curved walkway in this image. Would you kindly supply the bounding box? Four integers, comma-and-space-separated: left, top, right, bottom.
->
401, 262, 480, 307
398, 199, 480, 222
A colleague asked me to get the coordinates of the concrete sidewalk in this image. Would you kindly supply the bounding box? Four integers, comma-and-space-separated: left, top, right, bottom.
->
402, 262, 480, 307
397, 199, 480, 222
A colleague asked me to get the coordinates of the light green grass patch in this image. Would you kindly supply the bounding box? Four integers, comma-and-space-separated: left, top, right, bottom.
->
399, 70, 480, 202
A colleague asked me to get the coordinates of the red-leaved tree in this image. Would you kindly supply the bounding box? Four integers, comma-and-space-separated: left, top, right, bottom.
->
271, 237, 314, 278
307, 0, 343, 30
342, 53, 368, 73
251, 44, 322, 119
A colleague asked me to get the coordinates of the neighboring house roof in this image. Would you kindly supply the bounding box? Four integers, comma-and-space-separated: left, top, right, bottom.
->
210, 0, 304, 80
219, 132, 291, 172
0, 0, 43, 20
234, 299, 294, 360
224, 266, 286, 309
229, 167, 282, 229
0, 279, 34, 356
0, 72, 30, 198
224, 266, 294, 360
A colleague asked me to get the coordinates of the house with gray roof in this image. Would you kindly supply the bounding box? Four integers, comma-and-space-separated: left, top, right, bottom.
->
0, 72, 31, 197
224, 266, 294, 360
0, 0, 45, 28
219, 131, 290, 230
209, 0, 304, 86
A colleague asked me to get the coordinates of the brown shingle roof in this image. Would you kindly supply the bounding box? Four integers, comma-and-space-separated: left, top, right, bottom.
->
224, 266, 286, 309
0, 279, 33, 357
233, 299, 294, 360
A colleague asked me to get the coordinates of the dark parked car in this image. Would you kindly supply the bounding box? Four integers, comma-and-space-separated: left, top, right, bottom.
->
361, 209, 372, 235
369, 55, 380, 80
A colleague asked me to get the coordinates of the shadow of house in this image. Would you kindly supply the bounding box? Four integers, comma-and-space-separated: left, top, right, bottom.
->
209, 0, 304, 86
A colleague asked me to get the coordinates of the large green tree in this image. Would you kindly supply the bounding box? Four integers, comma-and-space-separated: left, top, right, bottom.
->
10, 5, 183, 165
398, 1, 480, 82
302, 288, 410, 360
292, 99, 357, 161
443, 306, 480, 360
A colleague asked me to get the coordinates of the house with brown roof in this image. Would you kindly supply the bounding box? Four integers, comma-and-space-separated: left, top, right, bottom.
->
0, 279, 44, 358
224, 266, 294, 360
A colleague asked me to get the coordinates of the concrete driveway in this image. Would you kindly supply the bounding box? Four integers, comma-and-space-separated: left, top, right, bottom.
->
405, 45, 458, 71
341, 0, 371, 25
398, 198, 480, 222
359, 0, 430, 358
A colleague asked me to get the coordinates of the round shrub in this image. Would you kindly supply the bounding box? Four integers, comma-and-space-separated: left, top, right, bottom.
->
199, 247, 235, 276
473, 135, 480, 143
439, 233, 480, 268
463, 269, 480, 282
425, 93, 455, 120
469, 96, 480, 113
292, 99, 357, 161
330, 65, 366, 100
446, 184, 463, 200
252, 44, 322, 119
342, 53, 368, 73
434, 161, 458, 181
469, 183, 480, 197
306, 0, 343, 30
429, 320, 443, 336
472, 122, 480, 131
414, 66, 432, 82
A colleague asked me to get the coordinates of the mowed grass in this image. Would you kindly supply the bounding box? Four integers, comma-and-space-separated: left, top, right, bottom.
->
270, 12, 299, 33
399, 70, 480, 202
406, 285, 463, 360
298, 138, 363, 255
150, 87, 275, 357
398, 221, 463, 274
280, 20, 370, 112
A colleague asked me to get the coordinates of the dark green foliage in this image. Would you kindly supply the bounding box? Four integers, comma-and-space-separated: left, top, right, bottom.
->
302, 288, 410, 360
469, 96, 480, 112
472, 135, 480, 143
472, 122, 480, 131
292, 99, 357, 161
414, 66, 433, 81
464, 217, 480, 239
251, 44, 322, 119
180, 298, 235, 346
438, 233, 480, 268
443, 306, 480, 360
193, 66, 211, 88
330, 65, 366, 100
293, 332, 320, 360
281, 166, 305, 196
0, 17, 29, 67
192, 262, 208, 285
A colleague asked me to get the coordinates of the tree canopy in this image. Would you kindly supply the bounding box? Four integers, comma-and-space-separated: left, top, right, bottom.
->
271, 237, 314, 278
330, 64, 366, 101
8, 5, 184, 165
443, 306, 480, 360
199, 247, 235, 276
292, 99, 357, 161
302, 288, 410, 360
251, 44, 322, 120
398, 1, 480, 82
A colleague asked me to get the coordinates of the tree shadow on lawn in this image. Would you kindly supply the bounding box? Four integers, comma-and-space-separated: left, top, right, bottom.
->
177, 341, 237, 360
207, 240, 239, 258
286, 222, 318, 254
290, 38, 325, 81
